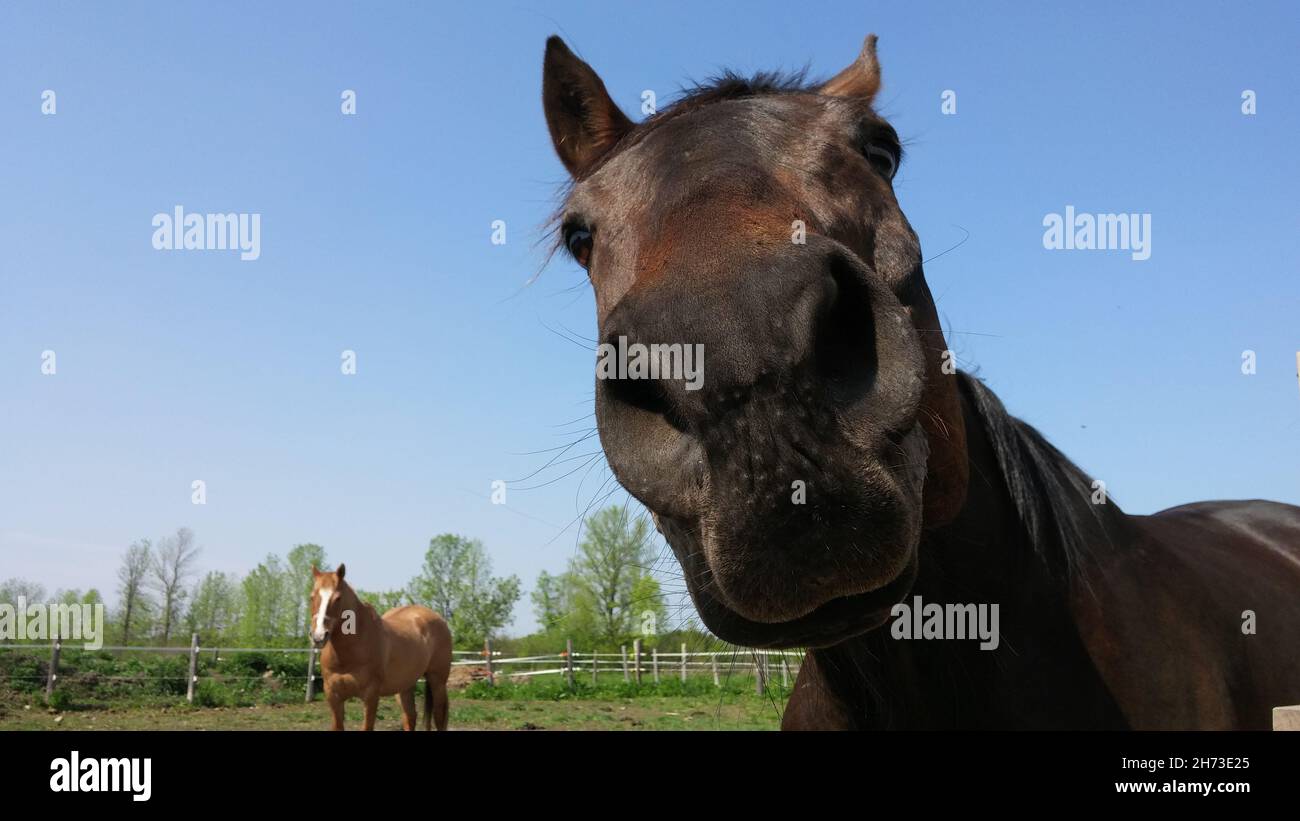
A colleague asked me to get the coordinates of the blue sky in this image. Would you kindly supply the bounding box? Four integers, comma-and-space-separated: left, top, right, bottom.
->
2, 1, 1297, 634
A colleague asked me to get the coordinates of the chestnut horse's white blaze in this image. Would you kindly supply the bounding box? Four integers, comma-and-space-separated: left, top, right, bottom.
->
311, 586, 333, 645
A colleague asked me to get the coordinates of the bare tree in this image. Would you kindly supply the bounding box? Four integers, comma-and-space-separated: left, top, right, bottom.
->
116, 540, 153, 645
151, 528, 200, 644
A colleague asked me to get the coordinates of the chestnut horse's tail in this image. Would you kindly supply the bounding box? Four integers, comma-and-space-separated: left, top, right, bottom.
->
423, 677, 434, 731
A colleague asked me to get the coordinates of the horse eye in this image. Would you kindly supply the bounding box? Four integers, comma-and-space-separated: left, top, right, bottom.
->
864, 143, 898, 181
566, 228, 593, 268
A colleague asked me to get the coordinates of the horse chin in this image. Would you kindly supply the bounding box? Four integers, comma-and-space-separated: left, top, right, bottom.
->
658, 514, 920, 650
690, 548, 919, 650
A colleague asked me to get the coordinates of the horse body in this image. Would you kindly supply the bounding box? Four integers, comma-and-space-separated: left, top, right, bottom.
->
782, 376, 1300, 729
310, 565, 452, 731
539, 34, 1300, 729
1079, 501, 1300, 729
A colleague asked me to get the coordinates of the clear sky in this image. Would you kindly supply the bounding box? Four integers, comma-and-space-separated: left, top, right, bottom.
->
2, 1, 1297, 634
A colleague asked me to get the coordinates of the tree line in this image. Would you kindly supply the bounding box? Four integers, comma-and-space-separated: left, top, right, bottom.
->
1, 505, 670, 651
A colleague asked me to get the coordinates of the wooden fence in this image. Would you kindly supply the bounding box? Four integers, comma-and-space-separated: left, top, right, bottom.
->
0, 635, 804, 704
466, 639, 802, 695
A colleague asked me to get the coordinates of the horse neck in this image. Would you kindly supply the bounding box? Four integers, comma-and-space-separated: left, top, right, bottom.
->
326, 585, 381, 663
817, 382, 1127, 728
921, 385, 1033, 601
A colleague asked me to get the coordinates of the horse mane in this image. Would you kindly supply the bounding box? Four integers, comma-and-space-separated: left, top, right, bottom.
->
339, 581, 380, 622
956, 372, 1127, 587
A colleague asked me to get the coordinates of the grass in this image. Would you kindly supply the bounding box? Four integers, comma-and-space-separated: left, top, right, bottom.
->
0, 648, 792, 730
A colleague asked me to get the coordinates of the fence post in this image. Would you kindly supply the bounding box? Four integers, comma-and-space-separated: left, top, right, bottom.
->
755, 652, 766, 696
781, 655, 790, 688
652, 648, 659, 683
305, 646, 318, 702
565, 638, 575, 690
484, 639, 494, 686
46, 631, 61, 703
592, 650, 598, 685
621, 645, 629, 682
1275, 705, 1300, 730
186, 633, 199, 703
680, 643, 687, 683
711, 653, 719, 687
633, 639, 642, 685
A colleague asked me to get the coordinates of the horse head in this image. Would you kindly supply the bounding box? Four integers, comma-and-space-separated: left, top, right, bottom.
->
542, 34, 969, 648
309, 563, 351, 647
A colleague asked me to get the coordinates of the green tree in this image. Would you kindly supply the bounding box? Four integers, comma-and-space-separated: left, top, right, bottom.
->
50, 588, 100, 608
530, 570, 574, 634
407, 534, 521, 647
455, 549, 521, 647
285, 543, 328, 637
356, 589, 409, 613
628, 574, 666, 638
186, 571, 238, 643
237, 555, 292, 645
564, 505, 667, 647
0, 578, 47, 604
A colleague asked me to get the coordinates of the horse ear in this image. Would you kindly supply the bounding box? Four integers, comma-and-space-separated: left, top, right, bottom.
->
311, 566, 320, 578
336, 563, 346, 581
543, 36, 634, 176
820, 34, 882, 103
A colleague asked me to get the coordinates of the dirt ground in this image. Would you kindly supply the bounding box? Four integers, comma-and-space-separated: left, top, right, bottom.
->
0, 693, 783, 731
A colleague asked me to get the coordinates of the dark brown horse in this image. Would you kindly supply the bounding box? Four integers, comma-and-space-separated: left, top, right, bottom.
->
540, 34, 1300, 729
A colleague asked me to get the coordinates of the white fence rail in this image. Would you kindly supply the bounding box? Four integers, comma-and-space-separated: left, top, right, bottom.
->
455, 639, 801, 694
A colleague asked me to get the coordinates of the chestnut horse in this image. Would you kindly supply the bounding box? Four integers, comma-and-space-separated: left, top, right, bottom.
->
540, 34, 1300, 728
309, 564, 451, 730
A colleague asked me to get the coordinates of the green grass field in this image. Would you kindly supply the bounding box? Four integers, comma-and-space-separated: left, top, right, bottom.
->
0, 693, 784, 730
0, 648, 792, 730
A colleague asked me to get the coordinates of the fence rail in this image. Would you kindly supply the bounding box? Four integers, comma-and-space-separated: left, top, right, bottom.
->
0, 635, 804, 703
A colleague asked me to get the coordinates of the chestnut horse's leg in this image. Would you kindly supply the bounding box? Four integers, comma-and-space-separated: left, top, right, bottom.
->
422, 677, 434, 731
327, 691, 346, 731
430, 677, 449, 731
397, 688, 417, 731
362, 693, 379, 731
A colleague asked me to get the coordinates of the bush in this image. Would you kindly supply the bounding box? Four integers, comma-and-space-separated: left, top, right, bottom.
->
0, 647, 316, 709
460, 673, 763, 702
47, 687, 75, 711
192, 679, 233, 708
0, 652, 45, 694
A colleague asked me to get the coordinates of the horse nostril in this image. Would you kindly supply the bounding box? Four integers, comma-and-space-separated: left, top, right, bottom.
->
814, 256, 878, 401
603, 373, 690, 432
